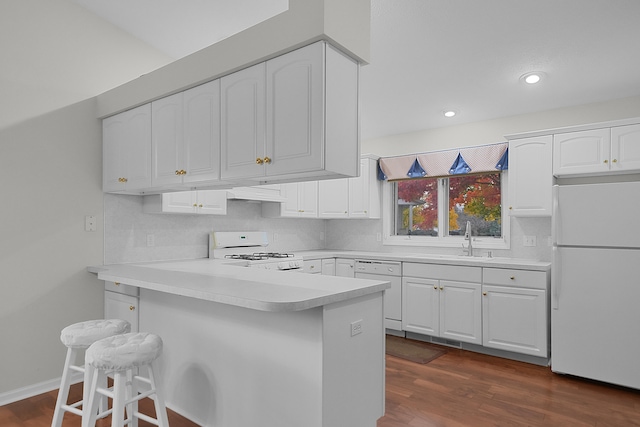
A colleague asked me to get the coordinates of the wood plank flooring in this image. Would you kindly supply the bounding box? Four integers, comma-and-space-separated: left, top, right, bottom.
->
2, 344, 639, 426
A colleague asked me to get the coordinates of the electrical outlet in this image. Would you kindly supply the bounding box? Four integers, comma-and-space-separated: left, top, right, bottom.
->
146, 234, 155, 247
351, 319, 363, 337
523, 235, 537, 247
84, 215, 97, 232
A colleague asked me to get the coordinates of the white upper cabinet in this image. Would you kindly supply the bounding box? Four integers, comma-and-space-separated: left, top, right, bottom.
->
611, 123, 640, 172
103, 104, 152, 193
318, 156, 381, 219
553, 124, 640, 177
278, 181, 319, 218
143, 190, 227, 215
220, 41, 359, 183
507, 136, 553, 216
220, 63, 266, 180
152, 80, 221, 188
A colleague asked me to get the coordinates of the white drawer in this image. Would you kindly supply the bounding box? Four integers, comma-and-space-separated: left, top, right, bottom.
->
403, 262, 482, 283
303, 259, 322, 274
483, 268, 547, 290
104, 280, 139, 296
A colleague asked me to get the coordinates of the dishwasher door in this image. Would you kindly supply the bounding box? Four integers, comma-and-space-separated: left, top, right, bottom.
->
355, 261, 402, 331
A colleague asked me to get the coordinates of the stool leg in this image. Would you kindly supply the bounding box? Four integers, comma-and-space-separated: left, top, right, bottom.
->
82, 366, 102, 427
52, 347, 77, 427
111, 371, 127, 427
125, 369, 138, 427
148, 361, 169, 427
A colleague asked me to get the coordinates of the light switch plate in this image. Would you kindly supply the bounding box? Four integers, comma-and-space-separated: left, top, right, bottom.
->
523, 235, 537, 247
84, 215, 96, 232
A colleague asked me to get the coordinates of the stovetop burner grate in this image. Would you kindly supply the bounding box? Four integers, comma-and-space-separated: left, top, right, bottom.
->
224, 252, 295, 261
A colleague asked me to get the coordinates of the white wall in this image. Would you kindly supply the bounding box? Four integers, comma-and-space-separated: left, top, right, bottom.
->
0, 100, 104, 396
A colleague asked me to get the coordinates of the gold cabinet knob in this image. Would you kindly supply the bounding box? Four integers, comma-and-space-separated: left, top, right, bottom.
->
181, 170, 187, 175
122, 178, 128, 183
129, 306, 135, 311
263, 156, 271, 164
604, 159, 609, 164
439, 286, 444, 290
510, 276, 515, 280
256, 158, 264, 165
509, 206, 513, 210
198, 204, 203, 208
483, 292, 487, 296
193, 203, 198, 207
433, 285, 438, 290
114, 282, 120, 286
175, 170, 181, 175
612, 159, 618, 163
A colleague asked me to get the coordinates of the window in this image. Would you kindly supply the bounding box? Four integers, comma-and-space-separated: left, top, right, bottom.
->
392, 171, 504, 244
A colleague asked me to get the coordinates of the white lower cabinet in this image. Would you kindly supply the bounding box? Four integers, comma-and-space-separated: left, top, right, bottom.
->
303, 259, 322, 274
321, 258, 336, 275
482, 268, 548, 357
402, 263, 482, 345
142, 190, 227, 215
335, 258, 355, 277
104, 281, 139, 332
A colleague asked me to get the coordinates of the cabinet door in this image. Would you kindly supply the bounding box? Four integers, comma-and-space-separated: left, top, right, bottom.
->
105, 291, 139, 332
221, 63, 266, 180
265, 42, 324, 176
279, 183, 301, 217
553, 129, 610, 176
183, 80, 221, 184
440, 281, 482, 345
348, 158, 371, 218
482, 285, 547, 356
103, 104, 152, 192
335, 258, 355, 277
508, 136, 553, 216
152, 92, 184, 187
321, 258, 336, 275
318, 179, 349, 218
162, 191, 197, 214
298, 181, 318, 218
611, 124, 640, 172
402, 277, 439, 336
197, 190, 227, 215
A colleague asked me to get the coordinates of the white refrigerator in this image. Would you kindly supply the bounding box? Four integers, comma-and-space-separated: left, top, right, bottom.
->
552, 181, 640, 389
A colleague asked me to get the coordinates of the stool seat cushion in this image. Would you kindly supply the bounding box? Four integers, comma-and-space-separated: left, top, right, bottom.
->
86, 332, 163, 371
60, 319, 131, 349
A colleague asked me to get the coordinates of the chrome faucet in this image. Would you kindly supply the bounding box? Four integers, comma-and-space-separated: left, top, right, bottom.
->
462, 221, 473, 256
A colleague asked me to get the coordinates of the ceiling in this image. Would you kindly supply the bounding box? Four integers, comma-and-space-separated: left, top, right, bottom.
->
61, 1, 640, 140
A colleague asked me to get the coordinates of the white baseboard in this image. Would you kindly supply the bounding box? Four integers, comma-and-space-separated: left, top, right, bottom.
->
0, 372, 83, 406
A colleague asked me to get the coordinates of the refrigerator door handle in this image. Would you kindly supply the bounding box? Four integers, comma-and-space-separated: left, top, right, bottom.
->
552, 246, 561, 310
552, 185, 559, 245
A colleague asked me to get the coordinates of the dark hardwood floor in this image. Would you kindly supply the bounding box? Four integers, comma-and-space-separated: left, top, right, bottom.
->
2, 345, 640, 426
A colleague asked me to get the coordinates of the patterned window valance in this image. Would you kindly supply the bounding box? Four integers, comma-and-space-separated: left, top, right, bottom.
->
377, 142, 508, 181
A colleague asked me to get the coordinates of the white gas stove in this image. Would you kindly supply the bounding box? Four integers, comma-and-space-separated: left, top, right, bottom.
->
209, 231, 303, 271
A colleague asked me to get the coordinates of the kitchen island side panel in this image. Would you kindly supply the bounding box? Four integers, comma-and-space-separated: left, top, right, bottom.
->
139, 288, 384, 427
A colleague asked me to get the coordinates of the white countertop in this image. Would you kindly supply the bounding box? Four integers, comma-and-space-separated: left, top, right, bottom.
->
295, 250, 551, 271
95, 259, 390, 312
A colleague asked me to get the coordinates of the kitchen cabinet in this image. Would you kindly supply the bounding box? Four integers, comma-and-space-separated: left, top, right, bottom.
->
220, 41, 359, 183
554, 125, 640, 176
335, 258, 355, 278
142, 190, 227, 215
103, 104, 152, 193
263, 181, 318, 218
402, 263, 482, 345
318, 155, 381, 219
507, 136, 552, 216
482, 268, 548, 357
303, 258, 322, 274
104, 281, 138, 332
151, 80, 221, 188
321, 258, 336, 275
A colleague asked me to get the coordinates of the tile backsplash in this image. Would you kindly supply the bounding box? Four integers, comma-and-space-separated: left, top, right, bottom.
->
104, 194, 552, 264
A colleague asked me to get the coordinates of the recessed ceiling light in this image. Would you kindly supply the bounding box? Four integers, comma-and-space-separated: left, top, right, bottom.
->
520, 71, 545, 85
443, 110, 457, 118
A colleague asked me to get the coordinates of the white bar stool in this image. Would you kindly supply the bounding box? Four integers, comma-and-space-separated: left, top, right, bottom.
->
52, 319, 131, 427
83, 332, 169, 427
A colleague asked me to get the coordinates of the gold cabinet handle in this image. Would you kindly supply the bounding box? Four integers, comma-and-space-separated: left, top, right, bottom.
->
114, 282, 120, 286
198, 204, 203, 208
263, 156, 271, 164
433, 285, 438, 290
175, 170, 181, 175
604, 159, 609, 164
483, 292, 487, 296
612, 159, 618, 163
129, 306, 135, 311
256, 158, 264, 165
118, 177, 128, 183
509, 206, 513, 210
181, 170, 187, 175
439, 286, 444, 290
193, 203, 198, 207
510, 276, 515, 280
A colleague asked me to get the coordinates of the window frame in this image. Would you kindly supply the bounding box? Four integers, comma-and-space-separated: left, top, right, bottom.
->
381, 171, 510, 250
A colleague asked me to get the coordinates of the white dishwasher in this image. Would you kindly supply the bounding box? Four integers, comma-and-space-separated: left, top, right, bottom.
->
355, 260, 403, 332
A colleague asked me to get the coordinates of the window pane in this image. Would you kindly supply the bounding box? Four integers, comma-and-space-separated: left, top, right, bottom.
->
448, 173, 501, 237
395, 178, 438, 236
